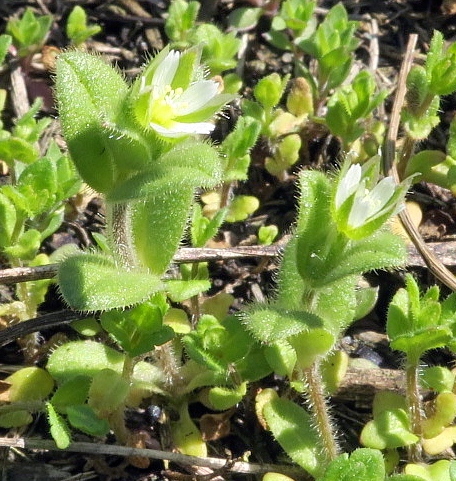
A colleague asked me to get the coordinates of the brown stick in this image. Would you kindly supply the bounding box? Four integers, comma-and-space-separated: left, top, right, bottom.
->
383, 34, 456, 291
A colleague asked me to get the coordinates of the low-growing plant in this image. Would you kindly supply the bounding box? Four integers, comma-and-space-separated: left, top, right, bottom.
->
65, 5, 102, 47
0, 98, 81, 359
2, 3, 456, 480
6, 7, 52, 68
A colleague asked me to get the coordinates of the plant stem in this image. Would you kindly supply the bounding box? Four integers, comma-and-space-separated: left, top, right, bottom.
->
405, 355, 422, 462
108, 202, 137, 269
304, 361, 338, 463
397, 135, 416, 179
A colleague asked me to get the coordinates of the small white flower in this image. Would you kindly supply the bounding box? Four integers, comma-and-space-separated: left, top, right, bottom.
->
348, 176, 397, 228
334, 163, 362, 210
132, 48, 234, 138
333, 156, 409, 239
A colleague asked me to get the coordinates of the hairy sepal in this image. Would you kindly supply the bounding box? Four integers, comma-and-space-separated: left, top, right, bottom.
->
56, 51, 152, 193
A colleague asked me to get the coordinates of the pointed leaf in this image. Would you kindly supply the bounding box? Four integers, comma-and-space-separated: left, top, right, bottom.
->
58, 252, 163, 311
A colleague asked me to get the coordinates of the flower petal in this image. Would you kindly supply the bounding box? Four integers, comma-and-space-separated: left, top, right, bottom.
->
176, 81, 220, 115
149, 120, 215, 138
152, 50, 180, 88
335, 164, 361, 209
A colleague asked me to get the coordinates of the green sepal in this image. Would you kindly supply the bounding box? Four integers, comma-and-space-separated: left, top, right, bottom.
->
320, 449, 385, 481
100, 302, 174, 357
46, 402, 72, 449
56, 51, 150, 193
58, 252, 164, 311
66, 404, 110, 437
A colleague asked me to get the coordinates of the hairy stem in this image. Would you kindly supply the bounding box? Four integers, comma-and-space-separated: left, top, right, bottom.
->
405, 355, 423, 462
304, 361, 338, 463
107, 202, 137, 269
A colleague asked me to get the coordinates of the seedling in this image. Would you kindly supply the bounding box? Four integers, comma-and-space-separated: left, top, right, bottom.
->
6, 7, 52, 67
66, 6, 102, 47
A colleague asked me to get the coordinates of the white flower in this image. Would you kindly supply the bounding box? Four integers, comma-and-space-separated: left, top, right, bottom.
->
348, 176, 397, 228
132, 48, 234, 138
333, 157, 409, 239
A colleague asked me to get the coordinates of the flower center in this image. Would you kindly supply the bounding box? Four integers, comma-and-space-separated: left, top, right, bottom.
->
147, 85, 188, 128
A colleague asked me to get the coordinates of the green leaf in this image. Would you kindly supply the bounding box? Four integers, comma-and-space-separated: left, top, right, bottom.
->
254, 73, 289, 113
191, 203, 226, 247
58, 252, 164, 311
228, 7, 263, 31
225, 195, 259, 222
288, 329, 335, 368
0, 192, 16, 248
242, 303, 324, 343
5, 366, 54, 402
171, 402, 207, 457
421, 366, 455, 393
166, 279, 211, 303
0, 136, 39, 165
51, 376, 92, 414
88, 369, 129, 416
66, 6, 102, 46
46, 402, 72, 449
66, 404, 110, 437
190, 24, 241, 75
260, 391, 322, 477
387, 274, 452, 358
264, 340, 297, 377
0, 34, 12, 66
320, 449, 385, 481
405, 459, 453, 481
164, 0, 199, 44
0, 410, 33, 428
6, 7, 52, 58
360, 392, 419, 450
207, 382, 247, 410
131, 183, 194, 275
47, 340, 126, 383
100, 302, 174, 357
